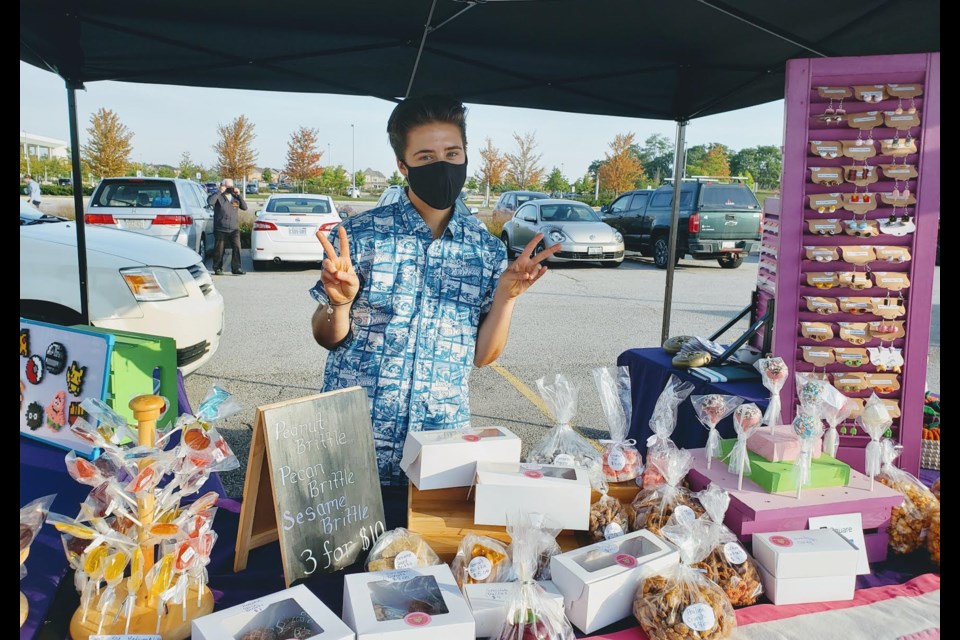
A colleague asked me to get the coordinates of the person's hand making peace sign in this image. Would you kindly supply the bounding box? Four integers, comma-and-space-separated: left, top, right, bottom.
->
315, 226, 360, 305
496, 233, 561, 300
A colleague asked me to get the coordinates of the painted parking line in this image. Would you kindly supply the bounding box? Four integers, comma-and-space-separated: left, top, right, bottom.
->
489, 362, 603, 451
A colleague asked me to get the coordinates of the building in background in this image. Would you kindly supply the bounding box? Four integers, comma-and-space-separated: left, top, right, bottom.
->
362, 168, 387, 192
20, 131, 69, 160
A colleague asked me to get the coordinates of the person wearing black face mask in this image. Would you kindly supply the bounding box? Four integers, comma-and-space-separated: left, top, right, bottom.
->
308, 95, 560, 486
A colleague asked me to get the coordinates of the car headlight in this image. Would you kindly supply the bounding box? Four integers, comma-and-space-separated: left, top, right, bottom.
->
614, 231, 624, 243
549, 230, 566, 243
121, 267, 189, 301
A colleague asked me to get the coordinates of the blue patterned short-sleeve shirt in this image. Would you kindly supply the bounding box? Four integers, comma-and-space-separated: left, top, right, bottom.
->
310, 192, 508, 484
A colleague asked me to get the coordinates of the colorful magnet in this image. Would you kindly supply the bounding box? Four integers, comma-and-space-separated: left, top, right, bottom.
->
25, 401, 44, 430
20, 329, 30, 357
45, 342, 68, 374
69, 401, 86, 426
21, 381, 25, 409
46, 390, 67, 431
66, 361, 88, 396
26, 355, 45, 384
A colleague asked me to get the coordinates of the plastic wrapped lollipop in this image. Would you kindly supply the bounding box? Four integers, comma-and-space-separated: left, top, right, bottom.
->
20, 495, 55, 581
96, 550, 129, 634
728, 403, 763, 490
157, 385, 241, 448
795, 372, 827, 409
594, 367, 643, 483
121, 546, 144, 633
146, 554, 177, 633
494, 512, 575, 640
792, 404, 824, 499
642, 375, 695, 487
860, 394, 893, 491
818, 385, 855, 458
691, 394, 743, 469
754, 357, 788, 432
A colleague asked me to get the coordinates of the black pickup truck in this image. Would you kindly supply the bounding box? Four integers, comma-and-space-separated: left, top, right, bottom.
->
601, 179, 762, 269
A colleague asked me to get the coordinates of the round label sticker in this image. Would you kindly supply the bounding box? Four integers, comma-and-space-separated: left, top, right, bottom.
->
607, 449, 627, 471
393, 550, 418, 570
462, 434, 481, 442
770, 535, 794, 548
723, 542, 748, 565
523, 469, 544, 479
468, 556, 493, 581
615, 553, 637, 568
404, 612, 432, 627
553, 454, 575, 467
673, 505, 697, 527
603, 522, 625, 540
681, 603, 717, 632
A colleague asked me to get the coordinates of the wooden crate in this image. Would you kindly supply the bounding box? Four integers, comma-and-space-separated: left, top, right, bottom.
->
685, 447, 904, 562
407, 480, 643, 562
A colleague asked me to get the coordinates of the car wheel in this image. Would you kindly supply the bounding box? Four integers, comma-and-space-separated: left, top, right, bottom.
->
601, 259, 623, 268
653, 237, 679, 269
500, 233, 515, 259
252, 260, 272, 272
532, 241, 546, 260
718, 254, 744, 269
198, 234, 208, 259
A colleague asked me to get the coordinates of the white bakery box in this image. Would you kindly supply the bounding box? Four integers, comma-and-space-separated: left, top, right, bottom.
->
400, 426, 521, 490
473, 462, 591, 530
342, 564, 474, 639
464, 580, 564, 638
752, 529, 859, 605
192, 584, 354, 640
550, 530, 680, 633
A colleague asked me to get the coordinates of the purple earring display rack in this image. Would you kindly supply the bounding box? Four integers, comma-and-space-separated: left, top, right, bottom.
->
758, 52, 939, 476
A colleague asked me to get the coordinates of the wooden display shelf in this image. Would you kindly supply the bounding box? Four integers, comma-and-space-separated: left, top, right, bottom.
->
407, 480, 642, 562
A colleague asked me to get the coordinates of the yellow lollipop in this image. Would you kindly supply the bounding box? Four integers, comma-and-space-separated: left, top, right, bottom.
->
149, 555, 174, 597
83, 545, 109, 577
54, 522, 97, 539
128, 547, 144, 592
104, 551, 129, 584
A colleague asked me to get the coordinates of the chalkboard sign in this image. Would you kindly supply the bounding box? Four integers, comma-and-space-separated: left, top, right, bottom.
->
234, 387, 386, 586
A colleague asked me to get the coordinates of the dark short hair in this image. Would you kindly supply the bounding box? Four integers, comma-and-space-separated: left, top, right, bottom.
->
387, 95, 467, 161
24, 174, 32, 180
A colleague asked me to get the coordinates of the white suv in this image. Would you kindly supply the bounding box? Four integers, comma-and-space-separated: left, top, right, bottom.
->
85, 177, 215, 257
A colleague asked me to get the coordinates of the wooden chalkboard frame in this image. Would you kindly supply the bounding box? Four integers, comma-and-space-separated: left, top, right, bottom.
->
234, 387, 386, 586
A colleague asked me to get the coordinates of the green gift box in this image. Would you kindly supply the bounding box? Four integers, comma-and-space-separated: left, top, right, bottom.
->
719, 439, 850, 493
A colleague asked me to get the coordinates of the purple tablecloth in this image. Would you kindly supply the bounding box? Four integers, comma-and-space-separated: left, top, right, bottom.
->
617, 347, 770, 453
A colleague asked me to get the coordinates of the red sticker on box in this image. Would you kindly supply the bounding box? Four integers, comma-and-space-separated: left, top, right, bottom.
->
462, 434, 480, 442
523, 469, 543, 479
616, 554, 637, 568
404, 612, 432, 627
770, 535, 794, 548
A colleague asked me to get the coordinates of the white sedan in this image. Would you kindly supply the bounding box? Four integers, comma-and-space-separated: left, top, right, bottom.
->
19, 201, 224, 375
251, 194, 345, 270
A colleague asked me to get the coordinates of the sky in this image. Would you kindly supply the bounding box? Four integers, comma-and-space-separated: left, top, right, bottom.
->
20, 61, 785, 180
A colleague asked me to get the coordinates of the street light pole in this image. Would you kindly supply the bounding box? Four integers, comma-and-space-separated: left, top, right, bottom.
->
351, 124, 356, 191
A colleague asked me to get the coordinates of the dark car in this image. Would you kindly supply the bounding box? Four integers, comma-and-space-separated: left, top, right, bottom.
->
203, 182, 219, 194
602, 178, 761, 269
491, 190, 549, 224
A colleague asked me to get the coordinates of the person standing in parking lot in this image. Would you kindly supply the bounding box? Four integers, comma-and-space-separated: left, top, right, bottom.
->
207, 178, 247, 275
24, 174, 42, 207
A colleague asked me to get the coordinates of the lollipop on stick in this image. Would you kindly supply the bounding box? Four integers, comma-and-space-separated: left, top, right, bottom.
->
860, 394, 893, 491
728, 403, 763, 490
691, 394, 743, 469
819, 385, 855, 458
754, 357, 788, 433
792, 404, 824, 499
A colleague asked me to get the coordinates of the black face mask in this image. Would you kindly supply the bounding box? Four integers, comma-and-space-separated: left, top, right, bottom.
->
403, 160, 467, 210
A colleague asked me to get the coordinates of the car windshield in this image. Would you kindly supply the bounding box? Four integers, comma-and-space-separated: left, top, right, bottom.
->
20, 200, 63, 225
91, 180, 180, 208
539, 203, 600, 222
700, 185, 760, 209
517, 193, 548, 206
266, 198, 334, 214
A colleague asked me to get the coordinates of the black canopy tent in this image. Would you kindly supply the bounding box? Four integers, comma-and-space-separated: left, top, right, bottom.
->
21, 0, 939, 336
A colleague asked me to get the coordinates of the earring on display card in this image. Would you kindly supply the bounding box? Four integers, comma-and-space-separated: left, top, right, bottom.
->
907, 98, 917, 115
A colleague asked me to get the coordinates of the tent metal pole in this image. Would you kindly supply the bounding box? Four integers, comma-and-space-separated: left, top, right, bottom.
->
405, 0, 439, 97
661, 119, 687, 343
66, 80, 90, 325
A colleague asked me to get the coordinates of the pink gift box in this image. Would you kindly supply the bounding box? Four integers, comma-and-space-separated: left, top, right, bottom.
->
748, 425, 822, 462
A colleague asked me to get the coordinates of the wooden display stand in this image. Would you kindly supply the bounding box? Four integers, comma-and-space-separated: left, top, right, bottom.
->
69, 395, 214, 640
685, 446, 904, 563
407, 480, 641, 561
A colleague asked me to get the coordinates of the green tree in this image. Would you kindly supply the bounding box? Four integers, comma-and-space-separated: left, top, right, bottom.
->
730, 145, 782, 190
354, 171, 366, 189
632, 133, 673, 186
261, 167, 273, 183
465, 175, 479, 191
696, 143, 731, 177
156, 165, 178, 178
320, 165, 350, 193
683, 144, 709, 176
178, 151, 199, 179
544, 167, 569, 194
387, 170, 406, 186
214, 115, 258, 181
573, 172, 594, 197
82, 108, 134, 178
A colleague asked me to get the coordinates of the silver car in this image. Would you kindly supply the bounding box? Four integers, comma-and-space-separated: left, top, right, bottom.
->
84, 177, 215, 258
500, 199, 625, 267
